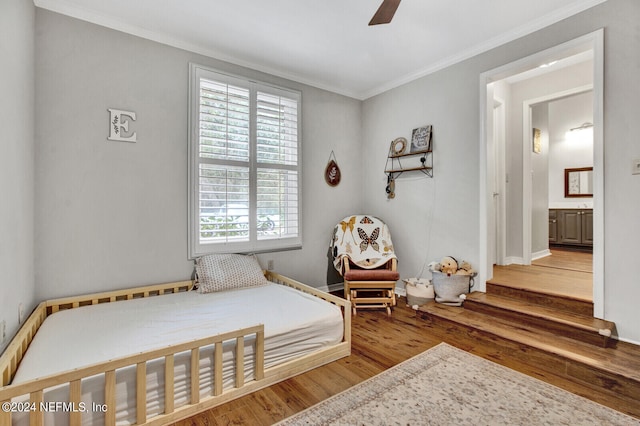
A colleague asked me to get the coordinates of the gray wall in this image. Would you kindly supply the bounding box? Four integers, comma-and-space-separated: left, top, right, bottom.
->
362, 66, 479, 283
0, 0, 36, 352
34, 10, 363, 300
531, 103, 550, 257
362, 0, 640, 343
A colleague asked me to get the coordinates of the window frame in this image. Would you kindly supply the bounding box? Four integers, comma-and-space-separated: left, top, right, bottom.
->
188, 63, 302, 258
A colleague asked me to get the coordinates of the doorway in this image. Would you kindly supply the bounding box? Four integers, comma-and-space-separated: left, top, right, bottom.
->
479, 29, 604, 317
523, 85, 594, 264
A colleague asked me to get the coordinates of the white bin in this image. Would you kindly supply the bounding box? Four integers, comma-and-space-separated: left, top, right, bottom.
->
402, 278, 434, 308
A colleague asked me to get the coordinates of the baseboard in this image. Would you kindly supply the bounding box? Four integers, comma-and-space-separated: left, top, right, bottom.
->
502, 256, 525, 265
618, 336, 640, 346
327, 282, 343, 293
532, 249, 551, 261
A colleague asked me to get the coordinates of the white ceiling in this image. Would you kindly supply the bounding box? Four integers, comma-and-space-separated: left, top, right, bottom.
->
34, 0, 606, 100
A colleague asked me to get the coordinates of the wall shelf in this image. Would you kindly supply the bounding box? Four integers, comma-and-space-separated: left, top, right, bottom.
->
384, 138, 433, 198
384, 149, 433, 179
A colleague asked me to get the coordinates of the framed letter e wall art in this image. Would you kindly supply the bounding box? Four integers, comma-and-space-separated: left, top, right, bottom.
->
108, 108, 137, 142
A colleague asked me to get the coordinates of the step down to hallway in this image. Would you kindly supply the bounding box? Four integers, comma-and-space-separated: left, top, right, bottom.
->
486, 281, 594, 317
464, 292, 615, 347
416, 301, 640, 417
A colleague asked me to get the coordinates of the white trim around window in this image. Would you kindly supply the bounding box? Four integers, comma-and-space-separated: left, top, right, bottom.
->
188, 64, 302, 258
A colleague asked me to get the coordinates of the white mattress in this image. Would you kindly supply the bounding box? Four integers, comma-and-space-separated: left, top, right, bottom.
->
11, 282, 343, 425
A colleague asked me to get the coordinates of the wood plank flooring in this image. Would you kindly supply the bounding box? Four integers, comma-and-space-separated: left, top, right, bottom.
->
533, 248, 592, 273
492, 248, 593, 301
172, 293, 639, 425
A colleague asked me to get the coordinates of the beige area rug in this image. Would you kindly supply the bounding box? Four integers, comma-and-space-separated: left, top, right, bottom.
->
276, 343, 639, 425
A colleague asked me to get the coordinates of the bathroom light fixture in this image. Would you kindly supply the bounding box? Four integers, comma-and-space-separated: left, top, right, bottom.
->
570, 122, 593, 132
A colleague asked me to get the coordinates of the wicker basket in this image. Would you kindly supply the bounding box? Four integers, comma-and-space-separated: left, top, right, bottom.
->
402, 278, 434, 307
431, 271, 475, 306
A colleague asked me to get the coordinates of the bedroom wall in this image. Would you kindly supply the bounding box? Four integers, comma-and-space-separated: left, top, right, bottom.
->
34, 9, 363, 300
362, 68, 477, 284
362, 0, 640, 343
0, 0, 36, 353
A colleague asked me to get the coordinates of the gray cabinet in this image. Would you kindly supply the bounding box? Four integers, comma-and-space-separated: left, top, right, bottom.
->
548, 210, 558, 243
581, 210, 594, 245
549, 209, 593, 247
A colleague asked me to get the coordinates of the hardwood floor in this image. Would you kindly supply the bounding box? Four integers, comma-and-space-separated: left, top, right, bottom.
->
173, 291, 639, 425
532, 247, 592, 273
492, 248, 593, 301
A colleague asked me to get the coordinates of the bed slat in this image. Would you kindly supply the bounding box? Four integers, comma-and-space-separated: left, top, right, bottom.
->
29, 389, 43, 426
104, 370, 116, 426
0, 400, 11, 426
190, 349, 200, 404
164, 354, 175, 414
235, 336, 244, 388
214, 343, 223, 396
255, 330, 265, 381
136, 362, 147, 424
69, 379, 82, 426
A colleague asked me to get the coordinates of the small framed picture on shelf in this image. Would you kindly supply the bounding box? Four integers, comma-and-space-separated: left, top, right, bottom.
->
410, 125, 432, 153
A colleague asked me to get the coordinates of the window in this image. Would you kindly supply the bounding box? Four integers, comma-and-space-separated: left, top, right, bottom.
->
188, 64, 301, 257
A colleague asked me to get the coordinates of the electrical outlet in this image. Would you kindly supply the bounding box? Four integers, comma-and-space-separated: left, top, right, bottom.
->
267, 260, 274, 271
18, 303, 25, 324
632, 158, 640, 175
1, 320, 6, 344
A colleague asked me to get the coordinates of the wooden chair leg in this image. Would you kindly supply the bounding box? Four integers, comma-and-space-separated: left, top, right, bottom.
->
351, 289, 358, 315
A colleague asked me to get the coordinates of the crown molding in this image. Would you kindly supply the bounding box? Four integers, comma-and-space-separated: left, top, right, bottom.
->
361, 0, 607, 99
34, 0, 607, 101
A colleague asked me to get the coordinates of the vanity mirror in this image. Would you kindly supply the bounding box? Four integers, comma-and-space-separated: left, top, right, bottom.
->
564, 167, 593, 197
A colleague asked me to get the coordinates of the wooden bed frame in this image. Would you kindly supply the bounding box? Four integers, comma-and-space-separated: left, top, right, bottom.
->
0, 272, 351, 426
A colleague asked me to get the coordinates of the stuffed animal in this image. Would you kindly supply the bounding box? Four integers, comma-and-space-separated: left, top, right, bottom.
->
455, 260, 476, 276
440, 256, 458, 276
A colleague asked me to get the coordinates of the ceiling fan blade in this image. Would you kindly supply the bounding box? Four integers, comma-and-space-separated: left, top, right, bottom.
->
368, 0, 401, 26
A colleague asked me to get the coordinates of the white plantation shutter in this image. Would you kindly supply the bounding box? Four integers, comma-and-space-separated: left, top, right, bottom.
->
256, 91, 299, 241
199, 80, 250, 161
256, 92, 298, 166
189, 65, 302, 257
